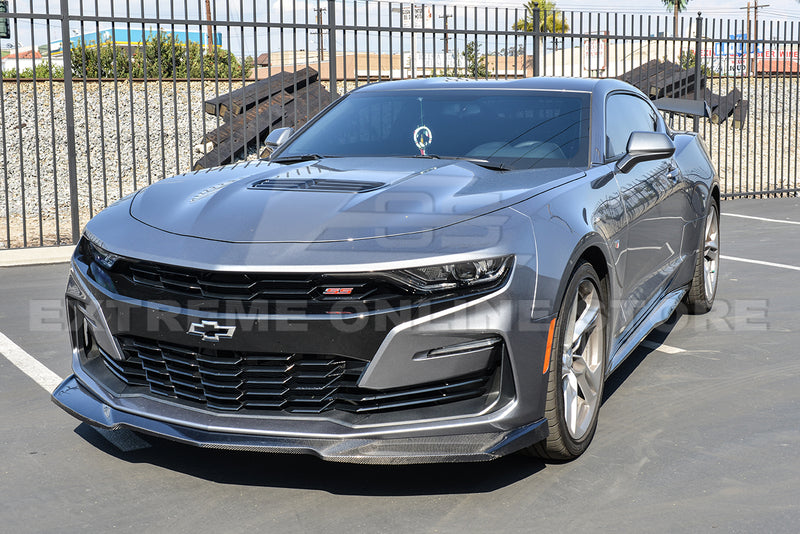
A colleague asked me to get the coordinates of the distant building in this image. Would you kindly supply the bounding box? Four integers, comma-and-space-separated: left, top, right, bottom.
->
1, 46, 63, 73
47, 27, 223, 57
256, 53, 270, 67
5, 48, 41, 60
249, 51, 533, 81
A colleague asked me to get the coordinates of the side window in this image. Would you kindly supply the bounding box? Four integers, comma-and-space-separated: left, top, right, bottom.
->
605, 94, 658, 159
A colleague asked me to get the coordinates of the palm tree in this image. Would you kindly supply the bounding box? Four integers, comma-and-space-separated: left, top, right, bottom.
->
513, 1, 569, 34
662, 0, 690, 38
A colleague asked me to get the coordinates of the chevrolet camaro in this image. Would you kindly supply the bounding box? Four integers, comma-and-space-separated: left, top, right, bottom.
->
53, 77, 719, 463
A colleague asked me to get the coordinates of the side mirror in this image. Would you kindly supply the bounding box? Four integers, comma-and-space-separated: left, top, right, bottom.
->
615, 131, 676, 174
264, 127, 294, 153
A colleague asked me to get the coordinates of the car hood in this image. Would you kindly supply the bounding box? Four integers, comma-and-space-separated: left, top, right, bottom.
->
130, 158, 585, 243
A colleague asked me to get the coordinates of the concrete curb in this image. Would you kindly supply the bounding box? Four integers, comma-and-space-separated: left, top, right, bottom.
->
0, 245, 75, 267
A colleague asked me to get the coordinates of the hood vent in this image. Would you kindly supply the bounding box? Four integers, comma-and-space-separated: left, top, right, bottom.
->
249, 178, 385, 193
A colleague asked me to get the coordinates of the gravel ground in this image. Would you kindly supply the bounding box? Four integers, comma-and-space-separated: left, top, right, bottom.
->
1, 78, 798, 248
0, 80, 245, 248
703, 78, 800, 197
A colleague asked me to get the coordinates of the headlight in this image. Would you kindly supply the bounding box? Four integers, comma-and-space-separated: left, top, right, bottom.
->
79, 234, 120, 293
82, 234, 120, 270
386, 256, 513, 293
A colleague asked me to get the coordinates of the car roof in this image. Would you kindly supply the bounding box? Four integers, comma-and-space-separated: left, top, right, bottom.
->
353, 76, 638, 96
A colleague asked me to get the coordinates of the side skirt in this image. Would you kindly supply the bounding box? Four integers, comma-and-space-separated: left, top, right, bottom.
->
607, 287, 688, 374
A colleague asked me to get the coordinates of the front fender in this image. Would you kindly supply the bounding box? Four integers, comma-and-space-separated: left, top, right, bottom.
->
515, 173, 621, 323
533, 226, 615, 323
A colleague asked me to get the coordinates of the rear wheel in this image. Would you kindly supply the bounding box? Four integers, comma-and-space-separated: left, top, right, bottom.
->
685, 201, 719, 314
528, 261, 607, 461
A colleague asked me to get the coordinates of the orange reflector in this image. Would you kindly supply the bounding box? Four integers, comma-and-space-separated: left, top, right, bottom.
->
543, 318, 556, 374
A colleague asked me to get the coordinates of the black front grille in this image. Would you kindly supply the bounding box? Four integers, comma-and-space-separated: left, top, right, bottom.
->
127, 263, 313, 300
102, 335, 498, 414
118, 261, 386, 302
249, 178, 384, 193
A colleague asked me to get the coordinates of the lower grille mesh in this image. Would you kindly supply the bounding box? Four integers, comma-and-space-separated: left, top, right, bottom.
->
101, 335, 497, 414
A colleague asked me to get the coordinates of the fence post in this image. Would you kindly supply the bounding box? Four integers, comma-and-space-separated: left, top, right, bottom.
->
531, 2, 540, 77
59, 0, 80, 244
327, 0, 338, 99
693, 12, 703, 133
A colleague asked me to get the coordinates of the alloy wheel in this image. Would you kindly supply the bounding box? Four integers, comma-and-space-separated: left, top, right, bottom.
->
703, 206, 720, 299
561, 278, 604, 440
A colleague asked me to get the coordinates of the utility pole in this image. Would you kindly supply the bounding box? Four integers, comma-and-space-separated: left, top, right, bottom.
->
753, 1, 768, 59
314, 6, 326, 61
745, 2, 751, 76
740, 0, 769, 77
439, 11, 453, 57
205, 0, 214, 53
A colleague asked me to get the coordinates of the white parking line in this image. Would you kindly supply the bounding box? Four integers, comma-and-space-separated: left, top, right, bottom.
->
0, 331, 63, 392
641, 340, 685, 354
723, 213, 800, 225
721, 255, 800, 272
0, 331, 151, 451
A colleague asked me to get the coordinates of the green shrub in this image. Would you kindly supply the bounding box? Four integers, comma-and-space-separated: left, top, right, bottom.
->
2, 62, 65, 79
679, 50, 715, 77
70, 32, 253, 80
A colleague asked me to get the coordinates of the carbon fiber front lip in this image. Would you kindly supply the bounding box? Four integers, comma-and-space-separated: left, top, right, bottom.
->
52, 374, 547, 464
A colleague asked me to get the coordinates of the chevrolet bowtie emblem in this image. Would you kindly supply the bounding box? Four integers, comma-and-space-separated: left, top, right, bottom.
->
187, 320, 236, 342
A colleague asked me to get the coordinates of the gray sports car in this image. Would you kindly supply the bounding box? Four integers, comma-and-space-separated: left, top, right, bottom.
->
53, 77, 719, 463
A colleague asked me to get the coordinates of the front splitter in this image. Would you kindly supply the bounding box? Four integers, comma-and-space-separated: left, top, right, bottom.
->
52, 374, 547, 464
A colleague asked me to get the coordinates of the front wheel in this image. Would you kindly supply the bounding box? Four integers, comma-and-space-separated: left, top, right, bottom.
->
527, 261, 607, 461
685, 201, 719, 314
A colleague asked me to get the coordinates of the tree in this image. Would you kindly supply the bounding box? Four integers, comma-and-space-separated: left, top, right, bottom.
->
513, 1, 569, 34
463, 41, 490, 78
437, 41, 490, 78
662, 0, 690, 38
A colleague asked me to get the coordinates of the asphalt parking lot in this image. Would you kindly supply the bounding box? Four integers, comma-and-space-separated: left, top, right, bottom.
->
1, 197, 799, 533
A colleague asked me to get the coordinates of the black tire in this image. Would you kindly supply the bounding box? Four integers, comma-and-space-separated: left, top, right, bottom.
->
527, 261, 607, 461
685, 200, 720, 314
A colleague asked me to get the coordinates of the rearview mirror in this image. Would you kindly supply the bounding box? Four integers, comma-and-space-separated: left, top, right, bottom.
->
264, 127, 294, 153
616, 131, 676, 174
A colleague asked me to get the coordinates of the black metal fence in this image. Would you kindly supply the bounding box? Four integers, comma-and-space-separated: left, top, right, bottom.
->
1, 1, 798, 249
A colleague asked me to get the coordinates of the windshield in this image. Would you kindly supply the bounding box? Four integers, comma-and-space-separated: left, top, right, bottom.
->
274, 88, 591, 170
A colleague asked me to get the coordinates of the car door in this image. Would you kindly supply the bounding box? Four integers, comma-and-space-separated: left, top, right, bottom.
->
606, 92, 687, 323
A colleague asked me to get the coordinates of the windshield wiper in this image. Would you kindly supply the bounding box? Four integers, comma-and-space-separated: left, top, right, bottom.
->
271, 153, 326, 164
471, 161, 510, 171
402, 154, 509, 171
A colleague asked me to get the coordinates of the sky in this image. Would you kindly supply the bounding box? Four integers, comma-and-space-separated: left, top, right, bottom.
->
433, 0, 800, 18
10, 0, 800, 20
5, 0, 800, 54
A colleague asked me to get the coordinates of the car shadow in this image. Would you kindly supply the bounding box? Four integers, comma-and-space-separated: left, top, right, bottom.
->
602, 306, 682, 403
73, 423, 546, 495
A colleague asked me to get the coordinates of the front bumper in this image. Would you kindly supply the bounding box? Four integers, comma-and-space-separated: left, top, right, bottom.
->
53, 374, 547, 464
55, 230, 552, 463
